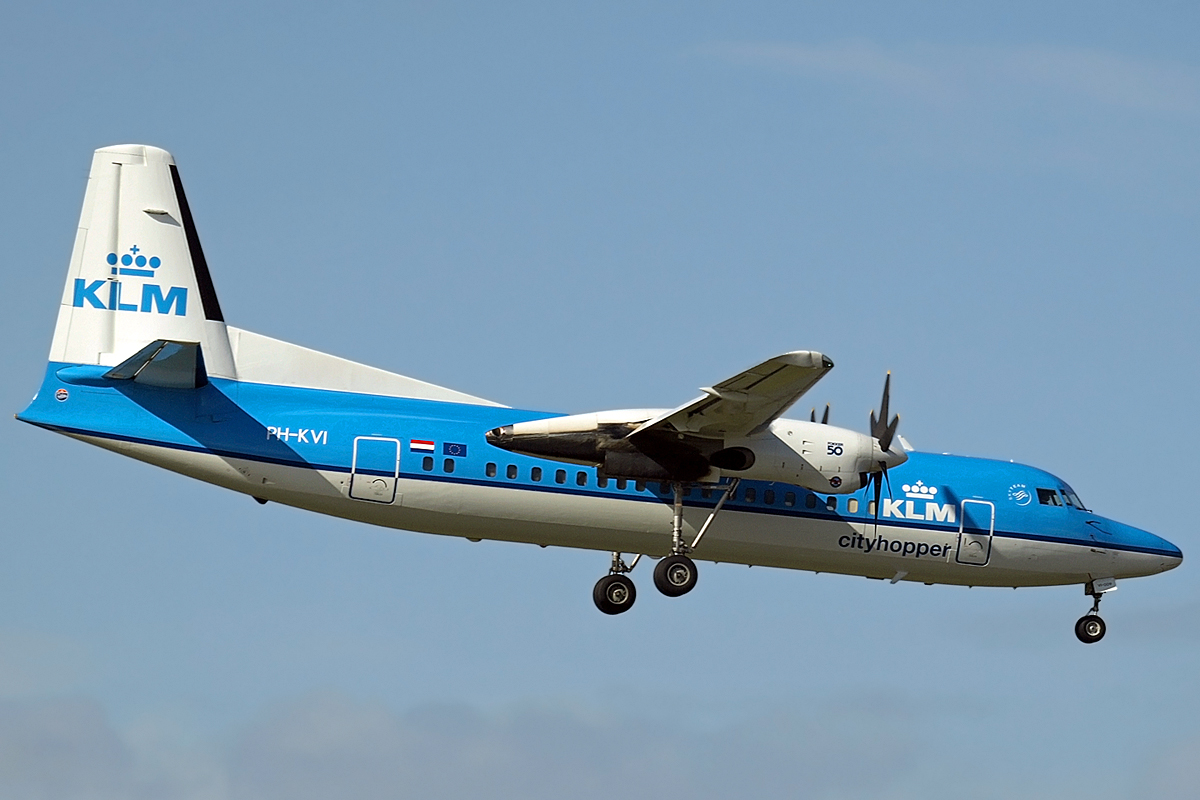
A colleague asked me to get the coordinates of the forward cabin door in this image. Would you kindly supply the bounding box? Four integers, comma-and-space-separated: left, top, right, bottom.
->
350, 436, 401, 503
956, 499, 995, 566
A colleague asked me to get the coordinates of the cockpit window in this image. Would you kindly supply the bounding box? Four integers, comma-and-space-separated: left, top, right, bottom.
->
1037, 488, 1063, 506
1061, 487, 1088, 511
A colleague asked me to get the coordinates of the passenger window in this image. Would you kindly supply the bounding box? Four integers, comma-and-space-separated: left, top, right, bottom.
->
598, 476, 609, 488
506, 464, 518, 479
683, 486, 692, 497
848, 498, 859, 513
868, 500, 876, 516
576, 471, 587, 486
422, 456, 433, 472
444, 458, 455, 474
556, 469, 566, 484
635, 480, 646, 492
1037, 488, 1063, 506
486, 462, 497, 478
784, 492, 796, 507
764, 489, 775, 505
617, 479, 627, 490
660, 483, 672, 495
744, 488, 757, 503
826, 496, 837, 511
701, 487, 712, 499
531, 466, 542, 482
805, 494, 817, 509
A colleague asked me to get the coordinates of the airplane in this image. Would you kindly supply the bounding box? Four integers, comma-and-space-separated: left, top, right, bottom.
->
16, 144, 1182, 644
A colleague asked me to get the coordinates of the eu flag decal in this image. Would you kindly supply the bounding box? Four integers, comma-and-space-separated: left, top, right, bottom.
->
443, 442, 468, 457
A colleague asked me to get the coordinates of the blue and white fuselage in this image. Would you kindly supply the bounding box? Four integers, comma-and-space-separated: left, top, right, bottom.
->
16, 145, 1182, 643
20, 361, 1179, 587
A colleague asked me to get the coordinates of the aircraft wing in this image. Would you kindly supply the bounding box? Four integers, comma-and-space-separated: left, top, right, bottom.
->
629, 351, 833, 441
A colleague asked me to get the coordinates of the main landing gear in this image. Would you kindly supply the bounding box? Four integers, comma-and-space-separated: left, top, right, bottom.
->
592, 480, 738, 615
1074, 578, 1116, 644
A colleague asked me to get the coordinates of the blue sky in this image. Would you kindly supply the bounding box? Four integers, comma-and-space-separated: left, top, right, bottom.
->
3, 2, 1200, 797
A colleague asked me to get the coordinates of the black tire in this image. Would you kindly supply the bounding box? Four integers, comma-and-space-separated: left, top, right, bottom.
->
653, 554, 698, 598
1075, 614, 1106, 644
593, 574, 636, 615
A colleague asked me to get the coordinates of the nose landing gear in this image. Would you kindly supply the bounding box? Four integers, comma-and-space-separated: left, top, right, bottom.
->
1074, 578, 1116, 644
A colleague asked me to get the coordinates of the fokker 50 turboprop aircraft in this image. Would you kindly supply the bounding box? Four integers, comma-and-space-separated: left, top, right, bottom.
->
17, 145, 1182, 643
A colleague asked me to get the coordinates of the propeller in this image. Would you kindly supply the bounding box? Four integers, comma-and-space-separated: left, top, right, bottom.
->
868, 373, 901, 519
810, 404, 830, 424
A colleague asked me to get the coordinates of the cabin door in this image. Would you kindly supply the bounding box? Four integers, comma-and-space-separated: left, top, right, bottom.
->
955, 499, 995, 566
350, 436, 401, 503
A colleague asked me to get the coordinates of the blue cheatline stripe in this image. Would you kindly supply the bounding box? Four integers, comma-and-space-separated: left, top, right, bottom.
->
27, 420, 1179, 560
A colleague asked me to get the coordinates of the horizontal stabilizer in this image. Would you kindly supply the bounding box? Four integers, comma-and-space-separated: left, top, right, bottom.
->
227, 327, 503, 405
104, 339, 207, 389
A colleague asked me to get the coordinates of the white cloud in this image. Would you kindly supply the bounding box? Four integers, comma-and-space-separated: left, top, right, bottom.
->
698, 39, 942, 99
0, 692, 923, 800
0, 698, 131, 800
995, 45, 1200, 115
0, 631, 91, 699
694, 39, 1200, 177
699, 39, 1200, 116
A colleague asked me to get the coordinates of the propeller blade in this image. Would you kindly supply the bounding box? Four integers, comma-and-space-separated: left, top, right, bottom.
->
821, 404, 830, 425
811, 407, 816, 423
870, 373, 900, 452
872, 471, 882, 518
877, 373, 891, 435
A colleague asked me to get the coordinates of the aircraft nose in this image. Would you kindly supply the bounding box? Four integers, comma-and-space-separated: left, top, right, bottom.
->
1139, 527, 1182, 572
1108, 519, 1183, 574
1159, 538, 1184, 572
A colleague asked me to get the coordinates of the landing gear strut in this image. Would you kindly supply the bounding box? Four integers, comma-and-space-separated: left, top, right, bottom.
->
655, 482, 700, 598
1074, 580, 1112, 644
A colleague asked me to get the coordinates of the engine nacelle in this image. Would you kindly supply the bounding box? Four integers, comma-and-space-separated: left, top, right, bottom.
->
485, 411, 906, 490
722, 419, 904, 494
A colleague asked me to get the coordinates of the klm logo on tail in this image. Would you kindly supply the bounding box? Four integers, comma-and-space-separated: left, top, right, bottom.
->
72, 246, 188, 316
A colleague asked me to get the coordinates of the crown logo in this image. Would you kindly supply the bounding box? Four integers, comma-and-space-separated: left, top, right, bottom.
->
107, 245, 161, 278
902, 480, 938, 500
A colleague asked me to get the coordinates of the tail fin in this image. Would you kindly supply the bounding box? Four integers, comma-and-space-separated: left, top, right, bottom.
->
49, 144, 236, 378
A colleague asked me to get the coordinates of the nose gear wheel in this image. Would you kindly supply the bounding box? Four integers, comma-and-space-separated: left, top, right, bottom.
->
1074, 582, 1109, 644
1075, 614, 1106, 644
